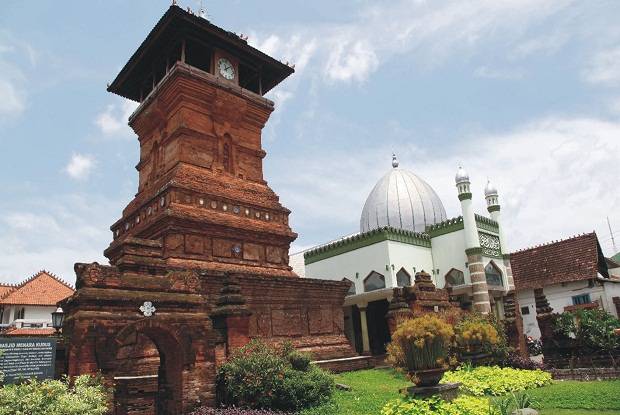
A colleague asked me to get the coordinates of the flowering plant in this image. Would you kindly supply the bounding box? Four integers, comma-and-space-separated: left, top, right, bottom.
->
455, 318, 499, 353
389, 314, 454, 372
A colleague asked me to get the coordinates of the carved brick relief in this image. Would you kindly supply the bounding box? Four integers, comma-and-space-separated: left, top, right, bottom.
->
185, 235, 204, 255
242, 243, 262, 261
271, 308, 302, 336
213, 238, 233, 258
308, 306, 333, 335
266, 246, 282, 264
165, 234, 184, 255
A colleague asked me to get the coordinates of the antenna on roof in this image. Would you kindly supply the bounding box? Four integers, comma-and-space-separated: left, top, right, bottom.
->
607, 216, 617, 253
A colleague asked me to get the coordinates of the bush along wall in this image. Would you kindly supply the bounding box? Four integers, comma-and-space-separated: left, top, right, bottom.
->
216, 340, 334, 412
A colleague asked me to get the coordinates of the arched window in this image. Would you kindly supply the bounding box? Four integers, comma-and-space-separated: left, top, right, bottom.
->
396, 268, 412, 287
364, 271, 386, 292
485, 261, 503, 287
343, 278, 356, 296
445, 268, 465, 287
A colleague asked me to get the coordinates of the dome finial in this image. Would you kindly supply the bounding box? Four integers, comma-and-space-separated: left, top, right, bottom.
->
455, 165, 469, 184
484, 177, 498, 197
392, 153, 399, 168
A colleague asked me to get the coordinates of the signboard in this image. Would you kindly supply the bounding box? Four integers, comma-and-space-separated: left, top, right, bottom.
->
0, 337, 57, 383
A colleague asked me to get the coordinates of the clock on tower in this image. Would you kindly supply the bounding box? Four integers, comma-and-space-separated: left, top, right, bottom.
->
105, 5, 297, 277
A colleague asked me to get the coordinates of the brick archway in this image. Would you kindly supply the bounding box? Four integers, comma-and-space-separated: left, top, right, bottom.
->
112, 320, 185, 415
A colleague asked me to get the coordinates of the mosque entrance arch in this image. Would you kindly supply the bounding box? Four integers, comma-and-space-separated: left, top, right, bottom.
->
112, 321, 184, 415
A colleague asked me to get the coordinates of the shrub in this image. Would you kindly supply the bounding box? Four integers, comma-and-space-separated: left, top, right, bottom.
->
381, 395, 492, 415
389, 314, 454, 372
217, 339, 333, 411
453, 312, 510, 363
0, 374, 108, 415
501, 352, 546, 371
455, 319, 499, 353
554, 308, 620, 366
441, 365, 551, 396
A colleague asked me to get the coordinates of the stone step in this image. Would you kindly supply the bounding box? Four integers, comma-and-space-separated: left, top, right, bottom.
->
312, 355, 375, 373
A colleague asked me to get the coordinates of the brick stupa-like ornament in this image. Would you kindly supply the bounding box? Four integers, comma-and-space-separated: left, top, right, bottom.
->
62, 6, 355, 414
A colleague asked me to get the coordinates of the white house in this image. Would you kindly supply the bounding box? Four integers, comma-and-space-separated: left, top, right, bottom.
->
0, 271, 74, 336
511, 233, 620, 339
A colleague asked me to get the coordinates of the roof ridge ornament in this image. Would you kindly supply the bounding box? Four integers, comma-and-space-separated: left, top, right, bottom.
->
392, 153, 399, 168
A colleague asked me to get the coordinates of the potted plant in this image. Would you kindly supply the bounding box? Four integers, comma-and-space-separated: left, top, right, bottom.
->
455, 317, 499, 364
389, 314, 454, 386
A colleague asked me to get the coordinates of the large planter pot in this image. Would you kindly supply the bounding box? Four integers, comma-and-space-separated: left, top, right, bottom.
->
460, 350, 491, 365
409, 367, 447, 387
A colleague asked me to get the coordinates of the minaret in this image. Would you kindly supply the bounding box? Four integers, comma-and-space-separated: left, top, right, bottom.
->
485, 179, 515, 291
455, 167, 491, 314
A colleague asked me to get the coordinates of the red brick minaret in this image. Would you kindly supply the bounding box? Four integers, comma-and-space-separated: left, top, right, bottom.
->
104, 6, 297, 277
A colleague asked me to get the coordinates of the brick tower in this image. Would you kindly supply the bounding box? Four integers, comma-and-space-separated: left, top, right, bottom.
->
62, 6, 355, 414
104, 6, 297, 277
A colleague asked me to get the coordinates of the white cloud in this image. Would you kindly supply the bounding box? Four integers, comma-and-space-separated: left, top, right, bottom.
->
275, 115, 620, 256
94, 99, 138, 137
511, 32, 569, 59
324, 39, 378, 83
0, 194, 117, 284
584, 46, 620, 85
0, 37, 27, 119
65, 153, 95, 180
0, 78, 25, 117
248, 0, 579, 86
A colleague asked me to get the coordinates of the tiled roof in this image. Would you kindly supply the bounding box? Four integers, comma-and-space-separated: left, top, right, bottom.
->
0, 284, 15, 300
511, 232, 605, 290
0, 271, 74, 306
3, 327, 56, 336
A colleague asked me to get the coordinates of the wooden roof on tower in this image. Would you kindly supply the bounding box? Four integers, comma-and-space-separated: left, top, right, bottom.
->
108, 5, 294, 101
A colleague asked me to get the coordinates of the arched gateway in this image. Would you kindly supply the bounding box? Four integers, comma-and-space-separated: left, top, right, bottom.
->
61, 6, 356, 414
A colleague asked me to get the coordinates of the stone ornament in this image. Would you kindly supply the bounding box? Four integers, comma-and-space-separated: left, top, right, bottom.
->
139, 301, 156, 317
479, 233, 501, 257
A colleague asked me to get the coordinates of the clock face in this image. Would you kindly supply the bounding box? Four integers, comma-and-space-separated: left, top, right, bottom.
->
218, 58, 235, 80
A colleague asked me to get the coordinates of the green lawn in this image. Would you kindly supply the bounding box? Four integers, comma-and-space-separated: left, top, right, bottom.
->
540, 411, 620, 415
530, 380, 620, 412
301, 369, 620, 415
301, 368, 410, 415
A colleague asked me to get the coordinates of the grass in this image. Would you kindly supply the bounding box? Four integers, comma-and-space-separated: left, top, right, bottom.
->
300, 369, 620, 415
529, 380, 620, 411
540, 411, 620, 415
301, 368, 410, 415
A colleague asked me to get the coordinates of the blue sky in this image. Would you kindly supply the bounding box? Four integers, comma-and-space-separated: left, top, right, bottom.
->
1, 0, 620, 283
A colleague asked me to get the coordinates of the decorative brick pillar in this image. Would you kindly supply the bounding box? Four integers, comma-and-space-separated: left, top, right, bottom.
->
503, 292, 527, 356
386, 288, 413, 335
65, 323, 98, 377
534, 288, 555, 350
211, 273, 252, 357
466, 248, 491, 314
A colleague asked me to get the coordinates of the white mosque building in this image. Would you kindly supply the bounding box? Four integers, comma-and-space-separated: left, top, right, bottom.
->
290, 155, 515, 355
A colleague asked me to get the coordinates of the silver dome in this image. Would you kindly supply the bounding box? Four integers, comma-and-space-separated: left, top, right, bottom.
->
484, 179, 498, 197
360, 160, 447, 234
455, 166, 469, 184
